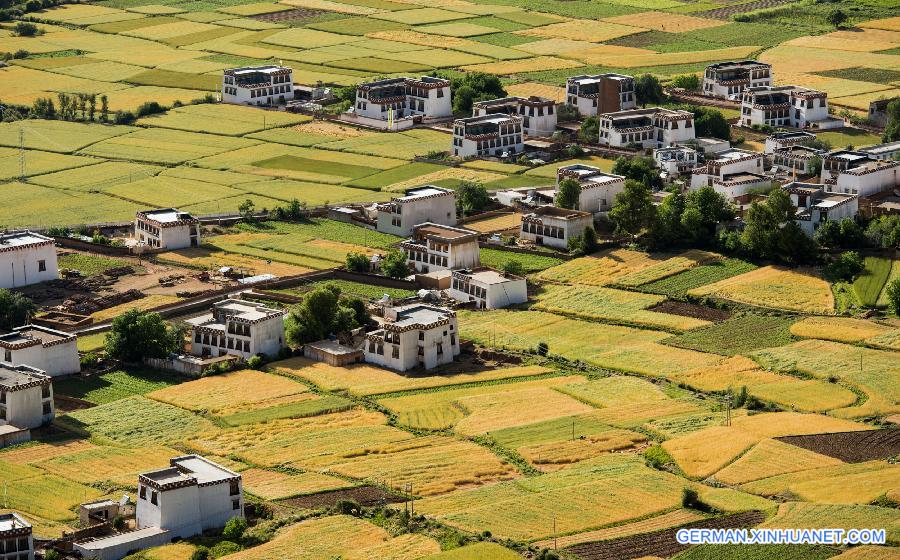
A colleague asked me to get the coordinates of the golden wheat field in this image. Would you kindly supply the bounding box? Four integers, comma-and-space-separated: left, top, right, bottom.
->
688, 265, 835, 313
713, 439, 842, 486
833, 546, 900, 559
536, 248, 664, 286
790, 316, 896, 343
517, 20, 642, 42
0, 439, 97, 464
33, 445, 179, 485
240, 468, 351, 500
532, 509, 705, 549
602, 11, 725, 33
762, 503, 900, 543
740, 460, 894, 498
148, 369, 310, 415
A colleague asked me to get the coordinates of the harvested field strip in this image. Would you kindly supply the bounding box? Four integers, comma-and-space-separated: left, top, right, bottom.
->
613, 250, 720, 287
280, 486, 404, 509
275, 356, 556, 397
790, 316, 895, 344
775, 428, 900, 463
688, 265, 834, 314
564, 511, 767, 560
0, 440, 96, 465
536, 249, 665, 286
740, 461, 896, 498
762, 503, 900, 544
533, 284, 710, 332
35, 445, 179, 485
532, 509, 705, 549
219, 394, 353, 426
617, 258, 757, 298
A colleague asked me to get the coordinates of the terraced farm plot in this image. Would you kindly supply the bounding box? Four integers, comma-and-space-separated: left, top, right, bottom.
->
0, 182, 143, 229
740, 461, 896, 499
601, 11, 725, 32
877, 260, 900, 308
35, 445, 179, 485
790, 316, 895, 344
459, 309, 722, 377
417, 22, 500, 37
674, 544, 840, 560
157, 246, 313, 277
763, 503, 900, 544
137, 103, 310, 135
53, 368, 182, 405
664, 313, 796, 356
380, 375, 592, 434
713, 439, 843, 486
0, 440, 96, 465
318, 128, 450, 159
461, 212, 521, 233
29, 158, 162, 191
261, 27, 355, 48
833, 546, 900, 560
416, 454, 688, 541
670, 356, 857, 413
462, 55, 582, 74
59, 396, 216, 447
614, 250, 721, 287
688, 265, 834, 313
105, 175, 243, 207
237, 179, 388, 206
241, 468, 352, 500
278, 279, 416, 300
518, 20, 643, 42
533, 284, 710, 331
0, 463, 102, 522
276, 357, 554, 396
36, 3, 143, 24
147, 369, 310, 415
81, 127, 259, 164
479, 247, 564, 274
751, 340, 900, 419
853, 257, 895, 307
371, 7, 473, 24
222, 515, 440, 560
1, 148, 96, 182
0, 120, 137, 154
536, 248, 665, 286
534, 509, 705, 550
424, 543, 522, 560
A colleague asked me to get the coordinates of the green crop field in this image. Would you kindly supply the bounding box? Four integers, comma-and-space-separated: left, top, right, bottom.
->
639, 258, 758, 297
53, 369, 183, 404
664, 313, 797, 356
852, 257, 894, 308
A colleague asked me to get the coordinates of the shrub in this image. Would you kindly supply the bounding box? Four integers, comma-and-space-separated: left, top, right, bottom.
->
247, 355, 264, 370
682, 487, 703, 509
222, 517, 247, 541
536, 341, 549, 356
80, 353, 101, 368
671, 74, 700, 90
44, 550, 60, 560
644, 444, 674, 470
13, 22, 38, 37
191, 546, 209, 560
334, 499, 361, 515
210, 541, 242, 559
501, 260, 523, 277
733, 385, 748, 408
886, 278, 900, 315
345, 251, 370, 273
111, 516, 125, 531
826, 251, 864, 281
380, 250, 410, 279
136, 101, 165, 117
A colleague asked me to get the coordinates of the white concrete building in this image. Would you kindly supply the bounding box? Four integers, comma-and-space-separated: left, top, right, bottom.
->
764, 130, 818, 154
565, 74, 635, 116
860, 140, 900, 161
831, 160, 900, 197
520, 206, 593, 250
598, 107, 695, 149
135, 209, 200, 250
473, 96, 557, 137
0, 325, 79, 378
449, 268, 527, 309
186, 299, 286, 360
740, 86, 840, 130
0, 364, 53, 431
222, 65, 293, 106
689, 149, 769, 199
772, 145, 824, 176
401, 223, 480, 274
376, 186, 457, 237
702, 60, 772, 99
0, 232, 57, 290
365, 304, 459, 371
452, 114, 524, 158
556, 164, 625, 213
682, 137, 730, 155
76, 456, 242, 560
784, 182, 859, 237
654, 146, 699, 178
820, 150, 882, 182
0, 513, 33, 560
354, 76, 451, 121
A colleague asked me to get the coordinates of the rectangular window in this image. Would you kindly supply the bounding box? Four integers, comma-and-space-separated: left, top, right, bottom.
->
230, 479, 240, 496
151, 491, 158, 505
232, 499, 240, 511
43, 401, 52, 415
3, 350, 9, 362
139, 486, 147, 500
38, 259, 46, 272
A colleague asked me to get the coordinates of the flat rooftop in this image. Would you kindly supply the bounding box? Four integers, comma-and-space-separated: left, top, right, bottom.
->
708, 60, 766, 70
826, 150, 873, 162
305, 339, 361, 356
0, 513, 31, 534
0, 325, 74, 347
392, 304, 453, 328
770, 131, 816, 140
860, 141, 900, 155
814, 195, 856, 209
569, 73, 631, 84
77, 527, 167, 551
138, 208, 196, 224
0, 231, 53, 249
172, 455, 239, 485
721, 172, 768, 183
413, 223, 478, 240
455, 268, 518, 285
457, 113, 518, 125
712, 149, 759, 162
398, 185, 452, 201
0, 364, 48, 389
527, 206, 591, 219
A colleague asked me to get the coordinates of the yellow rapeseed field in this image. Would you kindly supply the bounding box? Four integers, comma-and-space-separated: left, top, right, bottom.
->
276, 357, 553, 396
602, 11, 725, 33
790, 316, 896, 343
148, 369, 311, 415
688, 265, 834, 313
713, 439, 842, 486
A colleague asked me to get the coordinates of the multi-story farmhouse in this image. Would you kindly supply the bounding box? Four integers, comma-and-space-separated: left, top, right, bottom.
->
222, 65, 293, 105
520, 206, 593, 250
354, 76, 451, 121
0, 325, 79, 377
860, 141, 900, 161
0, 232, 57, 290
689, 149, 769, 199
764, 130, 817, 154
375, 186, 457, 237
400, 223, 480, 274
598, 107, 695, 149
75, 456, 243, 560
473, 96, 557, 137
701, 60, 772, 99
135, 209, 201, 250
448, 268, 527, 310
0, 513, 33, 560
364, 304, 460, 371
820, 150, 882, 182
772, 145, 824, 176
0, 364, 53, 430
452, 114, 524, 158
556, 164, 626, 213
739, 86, 839, 130
831, 160, 900, 197
186, 299, 286, 360
654, 146, 699, 178
565, 74, 636, 116
784, 182, 859, 237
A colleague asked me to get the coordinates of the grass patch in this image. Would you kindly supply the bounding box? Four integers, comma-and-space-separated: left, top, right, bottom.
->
57, 253, 135, 276
53, 368, 183, 405
852, 256, 893, 308
664, 313, 797, 356
479, 247, 564, 274
278, 279, 416, 300
673, 544, 839, 559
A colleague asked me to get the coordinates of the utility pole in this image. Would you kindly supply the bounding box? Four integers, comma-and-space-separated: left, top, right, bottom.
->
553, 514, 557, 551
724, 394, 732, 427
572, 420, 575, 441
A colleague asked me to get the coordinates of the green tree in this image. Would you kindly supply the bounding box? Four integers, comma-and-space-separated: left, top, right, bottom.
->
555, 177, 581, 210
238, 199, 255, 221
681, 186, 735, 245
634, 74, 665, 107
457, 181, 489, 213
501, 259, 524, 276
651, 191, 686, 247
815, 218, 864, 248
578, 116, 599, 143
612, 156, 663, 190
100, 94, 109, 123
284, 285, 362, 346
0, 289, 36, 331
826, 250, 865, 281
610, 180, 657, 242
882, 99, 900, 143
345, 251, 370, 273
691, 106, 731, 140
865, 215, 900, 248
104, 309, 186, 363
222, 517, 247, 541
885, 277, 900, 315
826, 8, 848, 28
740, 189, 817, 263
13, 22, 37, 36
568, 225, 598, 256
671, 74, 700, 90
380, 249, 410, 279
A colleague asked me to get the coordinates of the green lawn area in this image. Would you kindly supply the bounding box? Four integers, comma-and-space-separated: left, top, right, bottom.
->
852, 256, 893, 308
664, 313, 797, 356
53, 368, 183, 405
57, 253, 137, 276
76, 332, 107, 353
817, 128, 882, 150
479, 247, 565, 274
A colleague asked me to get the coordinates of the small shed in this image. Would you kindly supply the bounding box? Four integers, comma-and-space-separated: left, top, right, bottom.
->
304, 339, 364, 367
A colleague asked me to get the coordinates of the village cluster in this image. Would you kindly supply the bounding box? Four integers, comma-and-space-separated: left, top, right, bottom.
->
0, 48, 898, 560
